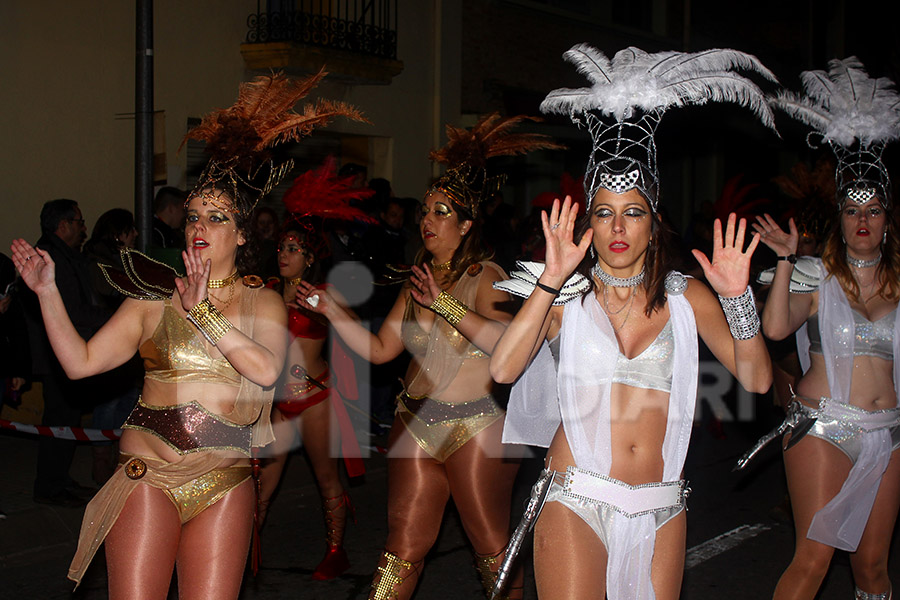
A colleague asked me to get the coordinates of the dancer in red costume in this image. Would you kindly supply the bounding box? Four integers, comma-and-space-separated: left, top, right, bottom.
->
258, 218, 365, 580
257, 160, 372, 580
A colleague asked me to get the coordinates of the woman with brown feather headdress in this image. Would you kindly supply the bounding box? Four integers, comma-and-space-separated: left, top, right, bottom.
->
296, 113, 561, 599
11, 70, 365, 598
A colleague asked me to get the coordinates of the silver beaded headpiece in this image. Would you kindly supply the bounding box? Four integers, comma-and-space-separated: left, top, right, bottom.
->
541, 45, 778, 211
771, 57, 900, 209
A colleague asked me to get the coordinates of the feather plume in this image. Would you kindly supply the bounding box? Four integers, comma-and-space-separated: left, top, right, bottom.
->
282, 157, 377, 225
771, 57, 900, 147
183, 69, 368, 169
541, 44, 778, 130
429, 113, 565, 169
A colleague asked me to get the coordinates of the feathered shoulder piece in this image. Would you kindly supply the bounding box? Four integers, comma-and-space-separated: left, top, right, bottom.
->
771, 57, 900, 148
757, 255, 821, 293
428, 113, 564, 219
493, 261, 591, 305
98, 249, 181, 301
183, 69, 368, 213
282, 156, 377, 224
541, 45, 777, 128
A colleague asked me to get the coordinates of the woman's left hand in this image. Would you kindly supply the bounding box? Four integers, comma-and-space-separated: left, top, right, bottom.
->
691, 213, 760, 297
175, 247, 211, 311
409, 264, 441, 307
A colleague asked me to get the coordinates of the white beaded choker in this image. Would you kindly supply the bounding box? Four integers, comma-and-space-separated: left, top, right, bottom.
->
592, 264, 645, 288
846, 252, 881, 268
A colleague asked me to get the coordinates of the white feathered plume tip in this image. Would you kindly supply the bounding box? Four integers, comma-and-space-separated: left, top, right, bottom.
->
540, 45, 778, 129
771, 57, 900, 148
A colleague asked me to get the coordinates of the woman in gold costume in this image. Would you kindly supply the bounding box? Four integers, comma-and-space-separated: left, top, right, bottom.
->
11, 72, 363, 599
297, 114, 559, 599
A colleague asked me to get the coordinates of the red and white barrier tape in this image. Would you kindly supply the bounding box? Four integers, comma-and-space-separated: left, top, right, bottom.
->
0, 419, 121, 441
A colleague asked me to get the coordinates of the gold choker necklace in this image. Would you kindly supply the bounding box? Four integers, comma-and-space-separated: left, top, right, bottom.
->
208, 271, 239, 289
287, 275, 304, 286
431, 259, 452, 272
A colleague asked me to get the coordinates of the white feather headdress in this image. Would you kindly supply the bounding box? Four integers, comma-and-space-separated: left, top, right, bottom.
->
771, 57, 900, 206
541, 45, 778, 209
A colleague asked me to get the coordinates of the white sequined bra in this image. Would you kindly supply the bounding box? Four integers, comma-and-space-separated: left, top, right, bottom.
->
549, 319, 674, 393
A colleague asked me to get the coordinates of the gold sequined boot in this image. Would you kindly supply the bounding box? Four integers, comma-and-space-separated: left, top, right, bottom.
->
311, 492, 354, 580
475, 549, 522, 600
369, 550, 420, 600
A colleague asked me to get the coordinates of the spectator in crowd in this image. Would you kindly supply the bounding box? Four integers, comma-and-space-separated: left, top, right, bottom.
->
24, 199, 107, 506
0, 252, 30, 519
151, 186, 187, 249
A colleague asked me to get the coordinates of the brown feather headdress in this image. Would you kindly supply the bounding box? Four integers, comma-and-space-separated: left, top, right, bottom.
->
428, 113, 564, 219
182, 69, 368, 214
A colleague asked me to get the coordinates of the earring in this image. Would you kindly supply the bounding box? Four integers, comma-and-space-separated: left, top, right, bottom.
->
589, 245, 595, 259
884, 230, 888, 245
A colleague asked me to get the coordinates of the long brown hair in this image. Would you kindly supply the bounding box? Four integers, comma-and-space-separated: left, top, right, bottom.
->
821, 202, 900, 303
573, 194, 674, 317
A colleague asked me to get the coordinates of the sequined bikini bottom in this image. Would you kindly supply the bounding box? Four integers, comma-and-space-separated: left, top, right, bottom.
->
545, 467, 689, 548
123, 397, 252, 456
790, 396, 900, 464
395, 391, 504, 462
118, 454, 251, 523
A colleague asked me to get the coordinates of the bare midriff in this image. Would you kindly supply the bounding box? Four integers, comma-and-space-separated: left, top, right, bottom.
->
546, 384, 669, 485
796, 353, 896, 411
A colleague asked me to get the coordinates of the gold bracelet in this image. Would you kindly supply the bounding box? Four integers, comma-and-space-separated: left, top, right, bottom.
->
186, 298, 233, 344
429, 291, 468, 327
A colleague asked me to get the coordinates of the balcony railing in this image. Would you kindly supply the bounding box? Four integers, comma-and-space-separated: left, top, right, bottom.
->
246, 0, 398, 60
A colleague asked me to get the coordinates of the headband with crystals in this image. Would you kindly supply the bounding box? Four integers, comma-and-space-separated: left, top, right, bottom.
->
771, 57, 900, 209
540, 44, 778, 211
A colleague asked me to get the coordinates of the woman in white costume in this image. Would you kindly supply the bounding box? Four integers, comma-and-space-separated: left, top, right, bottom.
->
489, 44, 775, 600
755, 58, 900, 600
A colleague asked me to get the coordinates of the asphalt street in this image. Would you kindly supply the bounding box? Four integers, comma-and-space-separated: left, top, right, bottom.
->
1, 400, 898, 599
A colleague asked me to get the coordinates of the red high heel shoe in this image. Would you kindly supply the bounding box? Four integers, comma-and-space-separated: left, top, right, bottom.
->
311, 491, 355, 580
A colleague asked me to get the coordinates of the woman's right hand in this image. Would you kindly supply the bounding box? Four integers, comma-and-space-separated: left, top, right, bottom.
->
541, 196, 592, 286
295, 281, 335, 317
10, 239, 56, 295
752, 214, 798, 257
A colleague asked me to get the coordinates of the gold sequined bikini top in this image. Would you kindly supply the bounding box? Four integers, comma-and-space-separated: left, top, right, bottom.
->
140, 299, 242, 386
400, 295, 487, 360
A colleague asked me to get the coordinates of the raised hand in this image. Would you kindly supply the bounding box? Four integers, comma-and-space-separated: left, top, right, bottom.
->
10, 239, 55, 295
294, 281, 335, 316
692, 213, 760, 297
752, 213, 798, 257
542, 196, 593, 286
409, 263, 441, 307
174, 247, 210, 311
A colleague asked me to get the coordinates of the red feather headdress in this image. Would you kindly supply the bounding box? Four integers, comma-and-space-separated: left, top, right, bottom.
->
182, 69, 368, 214
428, 113, 564, 219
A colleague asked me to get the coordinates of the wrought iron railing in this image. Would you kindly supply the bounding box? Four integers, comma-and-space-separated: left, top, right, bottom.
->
246, 0, 398, 60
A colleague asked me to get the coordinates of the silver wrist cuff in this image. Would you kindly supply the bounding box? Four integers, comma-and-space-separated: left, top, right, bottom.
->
718, 286, 760, 341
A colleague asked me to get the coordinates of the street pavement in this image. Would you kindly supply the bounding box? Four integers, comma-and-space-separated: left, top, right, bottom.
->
1, 403, 898, 599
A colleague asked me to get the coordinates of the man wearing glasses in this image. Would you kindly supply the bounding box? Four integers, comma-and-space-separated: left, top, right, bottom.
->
25, 199, 107, 506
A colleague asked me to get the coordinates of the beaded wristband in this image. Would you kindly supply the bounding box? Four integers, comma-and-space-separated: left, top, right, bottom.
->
187, 298, 233, 345
429, 291, 468, 327
718, 286, 760, 341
